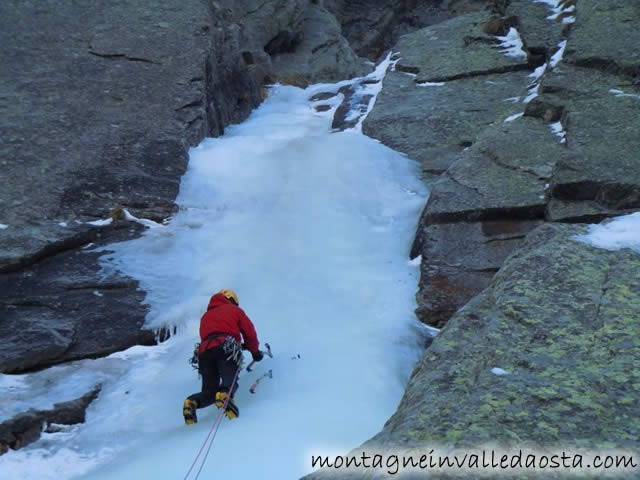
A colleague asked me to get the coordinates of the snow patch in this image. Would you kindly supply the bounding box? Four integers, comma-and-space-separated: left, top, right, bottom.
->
492, 367, 509, 376
504, 112, 524, 123
123, 209, 163, 229
0, 223, 8, 230
610, 89, 640, 100
495, 28, 527, 59
58, 221, 68, 227
550, 121, 567, 143
529, 64, 547, 82
550, 40, 567, 68
536, 0, 576, 23
92, 291, 104, 297
417, 81, 445, 87
575, 212, 640, 254
524, 83, 540, 103
408, 255, 422, 266
86, 218, 113, 227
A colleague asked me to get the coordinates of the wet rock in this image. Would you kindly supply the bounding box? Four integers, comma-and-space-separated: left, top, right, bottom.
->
413, 219, 542, 328
0, 0, 273, 371
0, 385, 101, 454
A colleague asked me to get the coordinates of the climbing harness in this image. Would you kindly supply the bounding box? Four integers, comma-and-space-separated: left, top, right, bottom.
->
188, 334, 243, 373
221, 335, 243, 367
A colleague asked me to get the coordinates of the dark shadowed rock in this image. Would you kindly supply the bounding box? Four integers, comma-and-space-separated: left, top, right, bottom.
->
264, 30, 304, 55
269, 3, 369, 83
0, 223, 156, 374
325, 0, 459, 61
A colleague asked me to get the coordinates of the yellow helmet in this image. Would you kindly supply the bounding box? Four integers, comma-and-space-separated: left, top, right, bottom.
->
218, 289, 239, 305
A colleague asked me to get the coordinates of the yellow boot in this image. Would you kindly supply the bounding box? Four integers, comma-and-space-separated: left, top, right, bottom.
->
214, 391, 227, 408
183, 398, 198, 425
215, 392, 239, 419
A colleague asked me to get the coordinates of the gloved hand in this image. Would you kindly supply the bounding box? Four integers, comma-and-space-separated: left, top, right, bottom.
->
252, 350, 264, 362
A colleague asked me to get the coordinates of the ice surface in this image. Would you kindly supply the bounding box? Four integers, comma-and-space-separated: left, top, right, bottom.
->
1, 79, 428, 479
0, 223, 8, 229
491, 368, 509, 376
575, 212, 640, 254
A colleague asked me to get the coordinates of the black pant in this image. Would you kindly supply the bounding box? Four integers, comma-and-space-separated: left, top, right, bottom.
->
188, 346, 239, 408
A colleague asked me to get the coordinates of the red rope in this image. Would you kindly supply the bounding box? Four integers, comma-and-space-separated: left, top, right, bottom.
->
183, 367, 241, 480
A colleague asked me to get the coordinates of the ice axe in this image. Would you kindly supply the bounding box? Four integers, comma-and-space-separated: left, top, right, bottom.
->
246, 342, 272, 372
249, 369, 273, 394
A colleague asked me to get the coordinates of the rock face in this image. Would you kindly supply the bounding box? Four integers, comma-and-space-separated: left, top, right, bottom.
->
390, 223, 640, 450
365, 0, 640, 328
0, 0, 370, 375
3, 0, 640, 470
0, 385, 101, 455
304, 0, 640, 477
304, 224, 640, 479
0, 0, 442, 454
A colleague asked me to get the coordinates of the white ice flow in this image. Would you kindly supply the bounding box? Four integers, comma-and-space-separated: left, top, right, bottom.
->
1, 79, 428, 479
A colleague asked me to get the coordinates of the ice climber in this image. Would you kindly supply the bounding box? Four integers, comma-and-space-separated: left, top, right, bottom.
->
183, 289, 263, 423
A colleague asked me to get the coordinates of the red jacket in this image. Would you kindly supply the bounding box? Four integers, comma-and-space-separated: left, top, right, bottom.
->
198, 293, 260, 354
